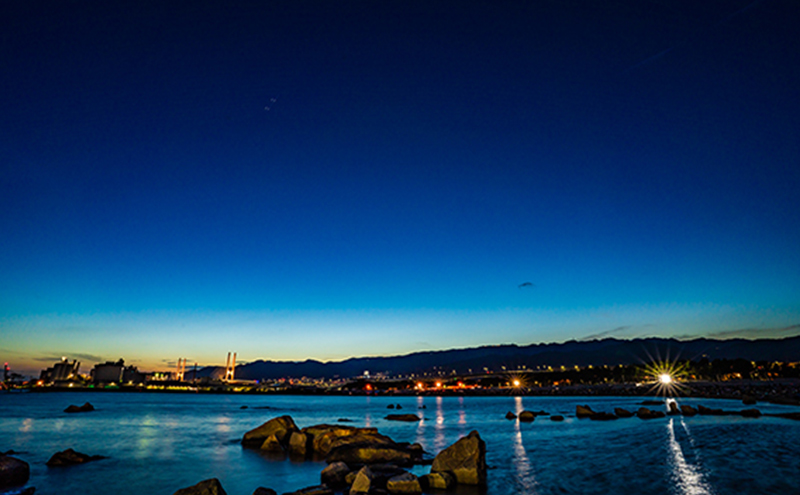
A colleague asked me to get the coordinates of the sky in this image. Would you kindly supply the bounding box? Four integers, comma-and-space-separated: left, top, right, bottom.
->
2, 0, 799, 377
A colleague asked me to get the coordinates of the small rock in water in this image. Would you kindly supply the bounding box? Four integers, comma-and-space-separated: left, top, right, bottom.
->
550, 415, 564, 421
505, 411, 517, 420
387, 404, 395, 409
336, 418, 353, 423
384, 414, 419, 422
576, 405, 595, 418
252, 488, 276, 495
614, 408, 634, 418
240, 405, 249, 409
518, 411, 535, 422
46, 449, 105, 467
64, 402, 94, 413
172, 478, 227, 495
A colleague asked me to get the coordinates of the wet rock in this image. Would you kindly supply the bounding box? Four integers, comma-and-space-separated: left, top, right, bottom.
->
518, 411, 535, 422
419, 472, 455, 490
321, 462, 351, 488
614, 408, 634, 418
505, 411, 517, 420
680, 405, 698, 416
241, 406, 249, 410
46, 449, 105, 467
697, 405, 725, 416
253, 488, 276, 495
576, 405, 595, 418
384, 414, 419, 422
288, 432, 310, 458
260, 434, 284, 453
303, 425, 379, 458
350, 466, 375, 495
387, 404, 395, 409
0, 454, 30, 489
286, 485, 333, 495
243, 416, 299, 448
550, 415, 564, 421
395, 405, 402, 410
386, 473, 422, 494
327, 443, 414, 466
589, 412, 618, 421
430, 430, 486, 486
64, 402, 94, 413
636, 408, 665, 420
740, 408, 762, 418
172, 478, 227, 495
667, 401, 680, 415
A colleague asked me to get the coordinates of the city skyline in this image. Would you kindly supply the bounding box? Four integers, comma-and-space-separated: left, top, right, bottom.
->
2, 1, 799, 377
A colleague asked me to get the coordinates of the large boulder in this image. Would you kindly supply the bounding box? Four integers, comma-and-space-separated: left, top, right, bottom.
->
384, 414, 420, 422
242, 416, 299, 448
430, 430, 486, 486
172, 478, 227, 495
46, 448, 105, 466
576, 405, 595, 418
327, 443, 414, 466
64, 402, 94, 413
321, 461, 351, 488
302, 425, 381, 457
419, 472, 455, 490
386, 472, 422, 494
0, 454, 30, 489
260, 434, 284, 453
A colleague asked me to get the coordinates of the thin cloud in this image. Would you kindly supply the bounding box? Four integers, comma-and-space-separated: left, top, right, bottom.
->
581, 325, 631, 341
33, 352, 105, 363
705, 324, 800, 339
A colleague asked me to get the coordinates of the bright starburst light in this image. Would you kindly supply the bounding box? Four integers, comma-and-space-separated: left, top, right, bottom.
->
643, 360, 689, 397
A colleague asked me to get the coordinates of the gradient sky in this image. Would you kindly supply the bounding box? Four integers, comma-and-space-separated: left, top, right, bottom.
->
2, 1, 799, 376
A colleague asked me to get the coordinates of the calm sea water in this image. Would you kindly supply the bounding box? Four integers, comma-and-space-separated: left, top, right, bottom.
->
1, 392, 799, 495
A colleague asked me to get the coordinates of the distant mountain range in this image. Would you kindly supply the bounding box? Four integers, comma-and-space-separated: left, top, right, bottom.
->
195, 336, 800, 380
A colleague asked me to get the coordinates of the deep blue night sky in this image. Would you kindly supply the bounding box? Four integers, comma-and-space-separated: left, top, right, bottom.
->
2, 1, 799, 374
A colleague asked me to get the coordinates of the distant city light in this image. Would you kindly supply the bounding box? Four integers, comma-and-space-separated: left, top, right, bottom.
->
659, 373, 672, 384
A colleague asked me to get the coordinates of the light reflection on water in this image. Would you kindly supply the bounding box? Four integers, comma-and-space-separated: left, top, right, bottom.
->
667, 417, 712, 495
512, 397, 537, 495
434, 396, 446, 452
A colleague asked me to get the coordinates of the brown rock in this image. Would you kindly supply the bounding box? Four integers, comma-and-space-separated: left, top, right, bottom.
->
636, 408, 665, 420
64, 402, 94, 413
680, 405, 698, 416
550, 415, 564, 421
697, 405, 725, 416
419, 472, 455, 490
350, 466, 375, 495
242, 415, 299, 448
172, 478, 227, 495
589, 412, 618, 421
518, 411, 535, 422
667, 401, 680, 415
320, 462, 351, 488
386, 473, 422, 494
302, 425, 379, 457
430, 430, 486, 485
614, 408, 634, 418
286, 485, 333, 495
288, 431, 310, 458
327, 444, 413, 466
505, 411, 517, 420
46, 448, 104, 466
260, 434, 284, 453
384, 414, 419, 422
0, 455, 30, 489
576, 405, 595, 418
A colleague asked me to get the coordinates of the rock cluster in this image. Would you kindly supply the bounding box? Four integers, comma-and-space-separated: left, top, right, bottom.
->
240, 416, 486, 494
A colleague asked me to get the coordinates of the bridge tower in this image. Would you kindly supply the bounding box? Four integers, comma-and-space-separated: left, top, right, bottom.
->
224, 352, 236, 382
